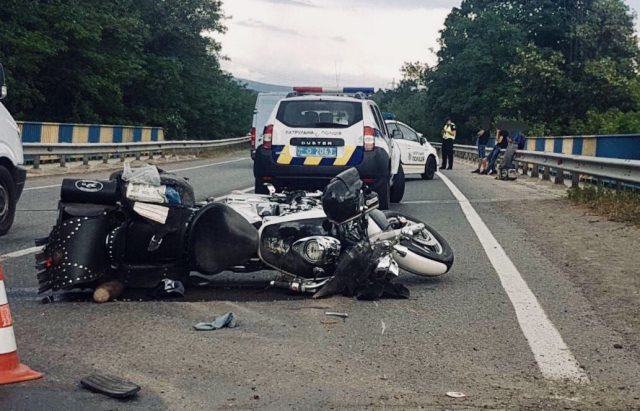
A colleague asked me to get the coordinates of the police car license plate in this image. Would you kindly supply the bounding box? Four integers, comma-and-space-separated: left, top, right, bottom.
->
296, 146, 338, 157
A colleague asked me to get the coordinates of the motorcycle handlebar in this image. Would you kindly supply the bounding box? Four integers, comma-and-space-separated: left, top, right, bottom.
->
270, 280, 291, 289
370, 223, 425, 243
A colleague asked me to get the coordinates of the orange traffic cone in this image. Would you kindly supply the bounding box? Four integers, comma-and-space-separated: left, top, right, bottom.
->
0, 261, 42, 385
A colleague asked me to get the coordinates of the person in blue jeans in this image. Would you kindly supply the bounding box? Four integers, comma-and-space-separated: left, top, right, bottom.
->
471, 128, 490, 173
481, 129, 509, 175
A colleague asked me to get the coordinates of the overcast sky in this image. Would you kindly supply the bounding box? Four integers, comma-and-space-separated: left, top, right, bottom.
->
216, 0, 640, 89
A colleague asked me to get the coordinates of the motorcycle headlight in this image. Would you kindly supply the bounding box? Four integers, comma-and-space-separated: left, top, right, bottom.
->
304, 240, 323, 262
292, 236, 341, 264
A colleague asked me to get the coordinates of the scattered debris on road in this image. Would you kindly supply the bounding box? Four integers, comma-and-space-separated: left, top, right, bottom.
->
446, 391, 467, 398
41, 295, 54, 304
151, 279, 185, 299
194, 312, 237, 331
93, 280, 125, 303
321, 320, 339, 325
80, 373, 141, 398
325, 311, 348, 319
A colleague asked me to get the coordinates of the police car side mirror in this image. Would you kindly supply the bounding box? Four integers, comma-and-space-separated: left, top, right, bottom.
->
0, 64, 6, 100
391, 130, 403, 139
420, 137, 427, 145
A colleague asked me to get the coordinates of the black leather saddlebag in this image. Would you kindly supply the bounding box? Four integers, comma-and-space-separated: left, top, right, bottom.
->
187, 203, 259, 275
108, 207, 193, 264
36, 203, 117, 292
60, 179, 121, 205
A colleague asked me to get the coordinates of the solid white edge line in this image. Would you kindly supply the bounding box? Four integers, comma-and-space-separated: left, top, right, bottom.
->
0, 327, 18, 354
1, 186, 255, 259
1, 246, 43, 260
436, 171, 589, 383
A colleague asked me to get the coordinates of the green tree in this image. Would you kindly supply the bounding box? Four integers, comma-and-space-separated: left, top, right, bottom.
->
410, 0, 640, 138
0, 0, 254, 139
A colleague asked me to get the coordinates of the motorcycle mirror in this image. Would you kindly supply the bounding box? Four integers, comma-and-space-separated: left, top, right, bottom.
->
265, 183, 276, 195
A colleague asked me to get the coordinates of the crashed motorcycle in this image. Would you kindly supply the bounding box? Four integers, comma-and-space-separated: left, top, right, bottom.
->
35, 167, 453, 299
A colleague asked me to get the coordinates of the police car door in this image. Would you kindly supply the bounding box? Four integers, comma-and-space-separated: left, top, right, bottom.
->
397, 123, 425, 171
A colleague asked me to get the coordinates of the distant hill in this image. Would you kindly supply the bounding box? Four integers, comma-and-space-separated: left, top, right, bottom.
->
234, 78, 293, 93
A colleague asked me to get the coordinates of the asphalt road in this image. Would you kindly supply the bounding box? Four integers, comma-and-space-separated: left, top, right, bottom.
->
0, 153, 638, 411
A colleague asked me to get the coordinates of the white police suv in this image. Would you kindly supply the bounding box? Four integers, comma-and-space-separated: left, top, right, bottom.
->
253, 87, 404, 209
384, 117, 439, 180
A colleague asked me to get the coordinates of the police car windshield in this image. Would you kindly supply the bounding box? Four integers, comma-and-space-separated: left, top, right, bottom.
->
276, 100, 363, 128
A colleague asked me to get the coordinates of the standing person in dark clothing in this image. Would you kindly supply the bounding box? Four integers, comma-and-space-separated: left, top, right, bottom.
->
441, 118, 456, 170
481, 129, 509, 175
471, 128, 490, 173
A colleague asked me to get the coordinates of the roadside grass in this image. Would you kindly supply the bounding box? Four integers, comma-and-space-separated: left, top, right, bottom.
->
567, 186, 640, 226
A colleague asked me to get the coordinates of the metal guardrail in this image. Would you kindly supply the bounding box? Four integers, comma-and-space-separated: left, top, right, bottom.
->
23, 136, 251, 169
432, 142, 640, 188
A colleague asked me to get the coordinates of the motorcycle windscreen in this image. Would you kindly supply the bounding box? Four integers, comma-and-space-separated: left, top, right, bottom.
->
187, 203, 259, 275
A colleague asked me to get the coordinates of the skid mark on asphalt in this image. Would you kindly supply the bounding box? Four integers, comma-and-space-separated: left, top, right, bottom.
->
437, 171, 589, 383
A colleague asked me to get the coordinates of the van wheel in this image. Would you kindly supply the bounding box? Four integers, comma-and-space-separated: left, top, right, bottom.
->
390, 166, 405, 203
421, 156, 436, 180
254, 179, 270, 195
375, 179, 391, 210
0, 166, 17, 236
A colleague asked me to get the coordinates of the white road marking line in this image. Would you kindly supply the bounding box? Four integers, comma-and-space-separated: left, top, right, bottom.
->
437, 171, 588, 383
170, 157, 250, 172
1, 186, 255, 260
1, 246, 43, 260
23, 184, 62, 192
22, 157, 251, 191
403, 197, 551, 205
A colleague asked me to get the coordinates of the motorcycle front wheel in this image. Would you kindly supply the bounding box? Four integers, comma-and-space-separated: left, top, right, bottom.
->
374, 211, 454, 277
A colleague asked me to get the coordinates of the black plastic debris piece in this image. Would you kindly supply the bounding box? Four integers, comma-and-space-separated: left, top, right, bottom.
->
80, 373, 141, 398
41, 295, 54, 304
150, 279, 185, 299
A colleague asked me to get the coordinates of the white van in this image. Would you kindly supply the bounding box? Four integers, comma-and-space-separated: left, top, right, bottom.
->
0, 64, 27, 236
250, 92, 289, 160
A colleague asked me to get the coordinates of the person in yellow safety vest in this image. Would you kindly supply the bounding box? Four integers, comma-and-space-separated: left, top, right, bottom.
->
441, 118, 456, 170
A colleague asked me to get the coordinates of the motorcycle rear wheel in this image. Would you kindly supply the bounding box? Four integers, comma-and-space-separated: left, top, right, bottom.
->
379, 211, 454, 277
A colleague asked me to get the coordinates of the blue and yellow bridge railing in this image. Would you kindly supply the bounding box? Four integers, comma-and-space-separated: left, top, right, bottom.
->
16, 122, 164, 144
478, 134, 640, 160
525, 134, 640, 160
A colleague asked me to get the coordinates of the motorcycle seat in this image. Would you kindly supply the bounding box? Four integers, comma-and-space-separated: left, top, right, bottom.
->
187, 203, 259, 275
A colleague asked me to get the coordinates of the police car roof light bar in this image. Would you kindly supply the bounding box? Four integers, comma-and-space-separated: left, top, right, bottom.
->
292, 87, 375, 96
